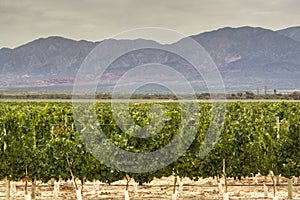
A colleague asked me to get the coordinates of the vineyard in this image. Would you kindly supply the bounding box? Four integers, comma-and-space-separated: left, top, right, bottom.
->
0, 101, 299, 200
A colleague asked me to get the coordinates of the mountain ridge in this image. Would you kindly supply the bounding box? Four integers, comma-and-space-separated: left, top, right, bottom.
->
1, 26, 300, 92
277, 26, 300, 42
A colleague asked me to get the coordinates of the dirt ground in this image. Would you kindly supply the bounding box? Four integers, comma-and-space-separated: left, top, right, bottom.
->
1, 175, 300, 200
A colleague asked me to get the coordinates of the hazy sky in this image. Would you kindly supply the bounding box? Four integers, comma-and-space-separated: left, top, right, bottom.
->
1, 0, 300, 48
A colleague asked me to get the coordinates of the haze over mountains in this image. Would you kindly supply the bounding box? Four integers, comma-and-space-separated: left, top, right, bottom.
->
0, 26, 300, 93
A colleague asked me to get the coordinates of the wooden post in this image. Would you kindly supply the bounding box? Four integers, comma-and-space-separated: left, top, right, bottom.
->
53, 181, 60, 198
31, 179, 36, 199
270, 171, 277, 197
178, 177, 183, 198
125, 174, 131, 191
288, 178, 293, 199
276, 175, 280, 186
223, 159, 228, 193
25, 168, 29, 195
217, 175, 223, 196
134, 181, 138, 197
124, 174, 131, 200
173, 175, 177, 194
24, 168, 31, 200
253, 174, 258, 185
276, 117, 280, 139
264, 175, 268, 198
5, 177, 10, 200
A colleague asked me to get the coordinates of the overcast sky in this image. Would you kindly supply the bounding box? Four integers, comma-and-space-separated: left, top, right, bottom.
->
1, 0, 300, 48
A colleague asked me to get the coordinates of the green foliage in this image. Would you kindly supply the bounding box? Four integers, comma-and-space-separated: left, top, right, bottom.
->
0, 101, 299, 185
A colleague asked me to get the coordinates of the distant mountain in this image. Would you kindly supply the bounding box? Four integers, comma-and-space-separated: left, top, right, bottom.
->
191, 26, 300, 91
0, 26, 300, 93
0, 36, 98, 76
277, 26, 300, 42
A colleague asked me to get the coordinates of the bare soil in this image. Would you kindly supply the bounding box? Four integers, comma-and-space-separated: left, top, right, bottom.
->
1, 175, 300, 200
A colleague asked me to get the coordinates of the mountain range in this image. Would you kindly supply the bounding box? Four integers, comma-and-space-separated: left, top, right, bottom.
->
0, 26, 300, 93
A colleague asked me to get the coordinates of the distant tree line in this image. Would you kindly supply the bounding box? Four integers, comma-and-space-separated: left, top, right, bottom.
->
0, 91, 299, 100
